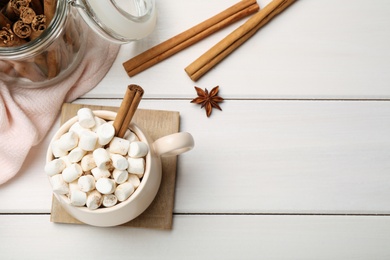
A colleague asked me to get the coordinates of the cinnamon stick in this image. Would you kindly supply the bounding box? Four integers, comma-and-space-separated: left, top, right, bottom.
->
2, 1, 18, 21
8, 0, 30, 19
44, 0, 57, 78
19, 6, 35, 24
29, 13, 46, 40
185, 0, 296, 81
0, 11, 11, 27
46, 48, 57, 78
0, 24, 24, 46
113, 85, 144, 138
0, 60, 14, 74
0, 0, 9, 9
9, 60, 46, 81
43, 0, 55, 25
123, 0, 259, 77
30, 0, 43, 15
13, 20, 31, 38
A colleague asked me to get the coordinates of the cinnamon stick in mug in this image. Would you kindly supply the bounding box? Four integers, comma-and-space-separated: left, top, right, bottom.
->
113, 85, 144, 138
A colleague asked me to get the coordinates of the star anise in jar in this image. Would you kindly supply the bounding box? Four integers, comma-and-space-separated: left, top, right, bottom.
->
191, 86, 224, 117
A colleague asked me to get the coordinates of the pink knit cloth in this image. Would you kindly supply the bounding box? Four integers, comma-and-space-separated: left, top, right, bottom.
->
0, 33, 120, 185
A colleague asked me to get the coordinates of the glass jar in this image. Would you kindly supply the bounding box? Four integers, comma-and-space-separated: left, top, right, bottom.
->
0, 0, 156, 88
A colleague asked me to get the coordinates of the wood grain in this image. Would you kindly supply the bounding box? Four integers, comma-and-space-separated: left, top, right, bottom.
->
3, 214, 390, 259
50, 103, 180, 229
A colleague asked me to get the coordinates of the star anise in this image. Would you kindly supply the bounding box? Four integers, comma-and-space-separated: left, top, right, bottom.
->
191, 86, 224, 117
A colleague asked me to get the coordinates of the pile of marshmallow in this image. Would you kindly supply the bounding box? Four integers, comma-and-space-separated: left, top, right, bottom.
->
45, 108, 149, 210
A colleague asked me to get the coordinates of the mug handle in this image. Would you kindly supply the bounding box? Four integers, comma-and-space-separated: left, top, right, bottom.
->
152, 132, 194, 157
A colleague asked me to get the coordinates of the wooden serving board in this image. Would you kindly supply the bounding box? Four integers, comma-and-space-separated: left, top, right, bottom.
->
50, 103, 180, 229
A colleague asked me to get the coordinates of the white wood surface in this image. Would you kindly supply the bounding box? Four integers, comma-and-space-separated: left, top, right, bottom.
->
1, 0, 390, 259
86, 0, 390, 99
2, 215, 390, 260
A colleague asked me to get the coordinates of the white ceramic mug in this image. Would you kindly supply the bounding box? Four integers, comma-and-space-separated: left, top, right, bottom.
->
46, 110, 194, 227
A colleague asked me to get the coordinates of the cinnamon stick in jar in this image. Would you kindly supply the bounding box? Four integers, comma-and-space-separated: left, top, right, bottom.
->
13, 20, 31, 38
30, 0, 43, 15
29, 13, 46, 40
0, 11, 11, 27
0, 0, 81, 83
6, 0, 31, 21
19, 6, 35, 24
9, 59, 47, 82
43, 0, 55, 25
44, 0, 58, 78
0, 24, 25, 46
0, 0, 9, 9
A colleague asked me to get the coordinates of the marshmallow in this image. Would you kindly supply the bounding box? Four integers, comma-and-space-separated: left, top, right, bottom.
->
70, 189, 87, 206
109, 137, 130, 155
80, 153, 96, 171
94, 142, 104, 149
68, 147, 87, 163
51, 139, 68, 158
78, 175, 96, 192
111, 153, 128, 170
128, 141, 149, 158
91, 116, 107, 132
96, 123, 115, 146
86, 190, 103, 210
50, 174, 69, 195
69, 180, 80, 191
127, 157, 145, 175
124, 130, 138, 142
69, 122, 85, 136
60, 155, 72, 167
115, 182, 135, 202
102, 194, 118, 208
113, 169, 128, 184
96, 178, 116, 194
77, 108, 95, 128
62, 163, 83, 183
58, 131, 79, 151
93, 148, 111, 169
45, 158, 66, 176
78, 130, 98, 151
127, 174, 141, 189
91, 167, 111, 180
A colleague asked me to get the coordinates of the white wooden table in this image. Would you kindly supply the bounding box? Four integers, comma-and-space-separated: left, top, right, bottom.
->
2, 0, 390, 258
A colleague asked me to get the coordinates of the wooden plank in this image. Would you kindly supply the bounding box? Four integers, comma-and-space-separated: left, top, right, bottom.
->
1, 214, 390, 259
85, 0, 390, 99
2, 100, 390, 214
70, 99, 390, 214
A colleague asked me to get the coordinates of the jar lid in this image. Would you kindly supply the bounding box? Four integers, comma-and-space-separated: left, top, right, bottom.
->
69, 0, 157, 43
